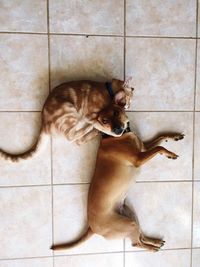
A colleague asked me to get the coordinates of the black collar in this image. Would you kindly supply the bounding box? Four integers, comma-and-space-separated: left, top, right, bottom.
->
105, 82, 114, 99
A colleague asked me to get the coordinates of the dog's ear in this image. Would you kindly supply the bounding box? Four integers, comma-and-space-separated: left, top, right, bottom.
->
114, 90, 126, 107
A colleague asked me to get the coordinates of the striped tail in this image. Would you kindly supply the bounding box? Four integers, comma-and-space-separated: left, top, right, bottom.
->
0, 129, 45, 162
51, 227, 93, 250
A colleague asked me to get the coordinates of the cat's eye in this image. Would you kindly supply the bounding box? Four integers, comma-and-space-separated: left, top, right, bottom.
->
102, 118, 108, 124
114, 110, 119, 116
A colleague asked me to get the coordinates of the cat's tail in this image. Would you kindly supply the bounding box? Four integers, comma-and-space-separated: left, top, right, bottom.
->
50, 227, 93, 251
0, 128, 46, 162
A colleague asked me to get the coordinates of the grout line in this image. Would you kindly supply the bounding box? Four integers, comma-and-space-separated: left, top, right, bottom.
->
191, 1, 199, 266
0, 111, 41, 113
136, 180, 194, 183
0, 31, 47, 35
0, 184, 52, 189
0, 255, 53, 262
0, 247, 196, 262
123, 2, 126, 266
46, 1, 55, 266
0, 31, 198, 39
0, 110, 199, 113
125, 247, 192, 254
126, 35, 197, 40
1, 180, 199, 189
123, 0, 126, 81
126, 110, 195, 113
1, 110, 200, 114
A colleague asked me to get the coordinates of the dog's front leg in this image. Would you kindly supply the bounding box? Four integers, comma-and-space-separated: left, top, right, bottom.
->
135, 146, 178, 167
144, 133, 184, 150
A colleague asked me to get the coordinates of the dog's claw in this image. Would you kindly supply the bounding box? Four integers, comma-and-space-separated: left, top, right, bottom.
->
167, 154, 178, 159
174, 133, 185, 141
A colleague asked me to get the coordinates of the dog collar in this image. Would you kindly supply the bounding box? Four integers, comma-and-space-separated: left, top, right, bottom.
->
105, 82, 114, 99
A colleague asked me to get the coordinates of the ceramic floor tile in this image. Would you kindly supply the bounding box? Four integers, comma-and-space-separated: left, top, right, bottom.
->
53, 185, 123, 255
198, 1, 200, 37
126, 38, 195, 111
49, 0, 123, 35
0, 113, 51, 186
125, 182, 192, 250
192, 249, 200, 267
126, 0, 196, 37
0, 186, 52, 258
125, 249, 191, 267
193, 182, 200, 247
0, 34, 48, 111
0, 0, 47, 33
196, 42, 200, 110
128, 112, 193, 181
54, 253, 123, 267
52, 135, 99, 184
50, 35, 124, 88
0, 258, 53, 267
194, 113, 200, 180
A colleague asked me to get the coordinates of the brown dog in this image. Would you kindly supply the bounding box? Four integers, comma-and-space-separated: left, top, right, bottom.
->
0, 79, 133, 162
51, 127, 184, 252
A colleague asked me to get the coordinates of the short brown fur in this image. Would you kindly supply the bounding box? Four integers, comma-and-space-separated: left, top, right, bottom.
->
0, 79, 132, 162
51, 130, 184, 252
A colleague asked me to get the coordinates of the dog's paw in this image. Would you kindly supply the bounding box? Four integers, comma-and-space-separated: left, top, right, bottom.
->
174, 133, 185, 141
167, 153, 179, 159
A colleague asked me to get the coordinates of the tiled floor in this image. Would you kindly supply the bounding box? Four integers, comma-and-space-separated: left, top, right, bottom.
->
0, 1, 199, 267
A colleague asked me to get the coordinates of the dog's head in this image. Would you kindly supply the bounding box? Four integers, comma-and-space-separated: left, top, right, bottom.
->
96, 104, 129, 137
112, 77, 134, 109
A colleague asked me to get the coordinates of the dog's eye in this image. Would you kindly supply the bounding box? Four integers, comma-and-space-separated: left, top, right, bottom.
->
102, 118, 108, 124
114, 110, 119, 116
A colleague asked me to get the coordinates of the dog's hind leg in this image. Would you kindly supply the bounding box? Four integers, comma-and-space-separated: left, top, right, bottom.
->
117, 204, 164, 251
144, 133, 184, 150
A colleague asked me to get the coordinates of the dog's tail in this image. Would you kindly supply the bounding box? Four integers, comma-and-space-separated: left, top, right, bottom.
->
51, 227, 93, 251
0, 128, 46, 162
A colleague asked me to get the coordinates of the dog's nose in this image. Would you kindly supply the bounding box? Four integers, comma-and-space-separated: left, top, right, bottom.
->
113, 127, 124, 135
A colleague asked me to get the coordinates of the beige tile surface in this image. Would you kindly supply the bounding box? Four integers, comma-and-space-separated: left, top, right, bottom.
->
0, 258, 53, 267
53, 185, 123, 255
126, 38, 195, 111
54, 253, 123, 267
192, 249, 200, 267
196, 42, 200, 110
49, 0, 123, 34
0, 186, 52, 258
0, 34, 49, 111
125, 249, 191, 267
193, 182, 200, 247
52, 135, 99, 184
126, 0, 196, 37
50, 35, 124, 88
0, 0, 47, 33
194, 113, 200, 180
0, 113, 51, 186
128, 112, 193, 181
198, 0, 200, 37
125, 182, 192, 250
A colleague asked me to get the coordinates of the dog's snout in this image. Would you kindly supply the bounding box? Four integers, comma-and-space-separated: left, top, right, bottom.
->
113, 127, 124, 135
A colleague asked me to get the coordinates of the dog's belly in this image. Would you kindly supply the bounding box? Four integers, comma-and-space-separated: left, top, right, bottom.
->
88, 164, 140, 219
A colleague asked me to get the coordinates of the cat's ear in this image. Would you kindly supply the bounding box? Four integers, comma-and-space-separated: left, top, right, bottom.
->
114, 90, 126, 107
123, 76, 132, 88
